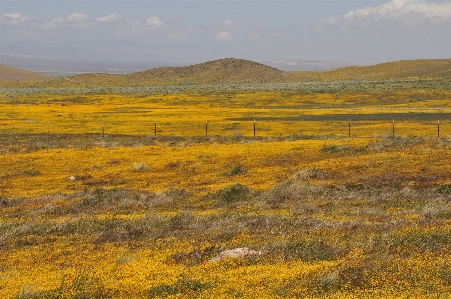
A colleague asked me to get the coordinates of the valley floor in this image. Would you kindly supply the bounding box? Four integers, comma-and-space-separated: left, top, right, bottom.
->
1, 81, 451, 298
1, 134, 451, 298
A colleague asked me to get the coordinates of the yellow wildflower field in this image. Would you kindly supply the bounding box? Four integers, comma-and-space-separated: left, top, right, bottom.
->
1, 81, 451, 298
2, 85, 451, 137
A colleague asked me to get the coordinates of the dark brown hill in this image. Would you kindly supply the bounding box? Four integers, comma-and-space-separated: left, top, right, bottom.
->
130, 58, 287, 84
0, 64, 54, 82
66, 58, 287, 86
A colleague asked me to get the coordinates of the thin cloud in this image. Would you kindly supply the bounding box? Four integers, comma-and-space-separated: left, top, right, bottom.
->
1, 13, 31, 25
67, 13, 89, 23
98, 13, 122, 23
200, 19, 236, 42
42, 18, 63, 30
1, 13, 53, 30
216, 31, 232, 42
146, 16, 164, 29
316, 0, 451, 30
219, 19, 235, 31
1, 12, 164, 32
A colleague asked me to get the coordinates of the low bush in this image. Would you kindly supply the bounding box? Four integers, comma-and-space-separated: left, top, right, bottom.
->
148, 276, 212, 298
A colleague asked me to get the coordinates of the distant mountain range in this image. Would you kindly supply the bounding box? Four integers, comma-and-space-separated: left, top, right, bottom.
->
0, 40, 238, 77
0, 54, 183, 77
1, 58, 450, 86
265, 59, 351, 71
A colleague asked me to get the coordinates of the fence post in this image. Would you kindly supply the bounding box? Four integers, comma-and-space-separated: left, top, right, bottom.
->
392, 119, 395, 135
438, 120, 440, 138
348, 119, 351, 138
253, 119, 256, 137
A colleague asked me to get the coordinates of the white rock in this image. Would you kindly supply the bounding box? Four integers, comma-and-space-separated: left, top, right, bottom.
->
67, 176, 76, 180
209, 247, 262, 262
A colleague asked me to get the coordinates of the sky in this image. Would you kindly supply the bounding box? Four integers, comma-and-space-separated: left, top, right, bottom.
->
1, 0, 451, 71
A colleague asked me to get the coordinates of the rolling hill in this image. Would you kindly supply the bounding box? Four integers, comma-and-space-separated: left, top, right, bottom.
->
289, 58, 451, 81
2, 58, 451, 87
66, 58, 451, 86
0, 64, 54, 82
65, 58, 287, 86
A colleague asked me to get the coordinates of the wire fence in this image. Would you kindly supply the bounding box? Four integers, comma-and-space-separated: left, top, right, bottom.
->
0, 118, 449, 138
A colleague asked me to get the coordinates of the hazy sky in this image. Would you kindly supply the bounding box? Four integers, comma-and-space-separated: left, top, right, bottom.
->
1, 0, 451, 67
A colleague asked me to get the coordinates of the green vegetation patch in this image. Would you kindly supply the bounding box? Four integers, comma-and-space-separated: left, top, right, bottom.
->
148, 276, 212, 298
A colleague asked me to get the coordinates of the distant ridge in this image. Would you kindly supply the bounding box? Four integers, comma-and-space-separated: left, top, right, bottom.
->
266, 59, 351, 71
2, 58, 451, 87
0, 64, 54, 82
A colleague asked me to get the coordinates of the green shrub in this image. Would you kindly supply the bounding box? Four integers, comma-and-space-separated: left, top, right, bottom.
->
436, 184, 451, 195
24, 169, 41, 176
222, 165, 247, 176
215, 183, 252, 206
148, 276, 211, 298
0, 195, 9, 207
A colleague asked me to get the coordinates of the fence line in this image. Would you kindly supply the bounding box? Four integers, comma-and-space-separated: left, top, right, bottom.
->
1, 118, 451, 139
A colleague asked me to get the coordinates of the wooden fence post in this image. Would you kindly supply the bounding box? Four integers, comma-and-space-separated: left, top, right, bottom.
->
438, 120, 440, 138
154, 121, 157, 136
392, 119, 395, 135
348, 119, 351, 137
253, 119, 256, 137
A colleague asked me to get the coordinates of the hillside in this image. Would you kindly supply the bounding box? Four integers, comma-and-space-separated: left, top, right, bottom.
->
68, 58, 451, 86
66, 58, 287, 87
2, 58, 451, 87
290, 58, 451, 81
0, 64, 54, 82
